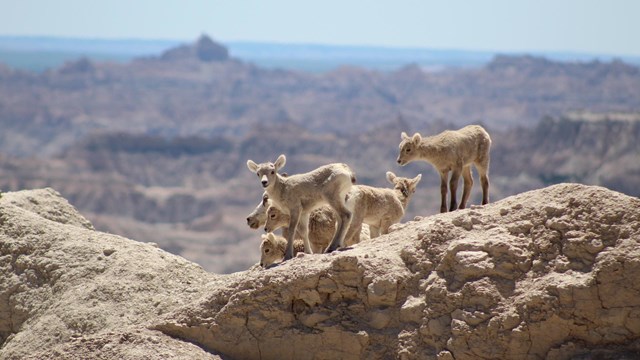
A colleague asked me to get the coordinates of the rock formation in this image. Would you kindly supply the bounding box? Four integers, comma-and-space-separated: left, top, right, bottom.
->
0, 188, 220, 359
160, 34, 229, 62
493, 113, 640, 197
2, 183, 640, 359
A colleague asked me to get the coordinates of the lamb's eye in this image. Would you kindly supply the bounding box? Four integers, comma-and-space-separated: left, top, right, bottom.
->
271, 170, 275, 175
406, 148, 411, 153
265, 248, 270, 253
270, 214, 276, 219
256, 173, 260, 177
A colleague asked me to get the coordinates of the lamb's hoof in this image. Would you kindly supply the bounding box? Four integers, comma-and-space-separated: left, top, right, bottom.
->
324, 246, 339, 254
337, 246, 353, 252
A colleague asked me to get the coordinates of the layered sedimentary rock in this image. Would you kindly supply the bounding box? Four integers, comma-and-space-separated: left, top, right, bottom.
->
1, 184, 640, 359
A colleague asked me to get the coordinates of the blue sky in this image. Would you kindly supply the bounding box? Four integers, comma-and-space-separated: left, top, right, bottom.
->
1, 0, 639, 56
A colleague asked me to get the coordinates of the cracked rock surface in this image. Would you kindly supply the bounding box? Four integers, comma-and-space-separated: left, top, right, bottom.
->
2, 184, 640, 359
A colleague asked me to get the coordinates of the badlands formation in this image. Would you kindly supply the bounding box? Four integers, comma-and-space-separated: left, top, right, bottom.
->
1, 183, 640, 359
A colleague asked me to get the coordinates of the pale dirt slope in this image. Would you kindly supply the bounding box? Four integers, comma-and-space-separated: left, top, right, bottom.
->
1, 184, 640, 359
0, 188, 221, 359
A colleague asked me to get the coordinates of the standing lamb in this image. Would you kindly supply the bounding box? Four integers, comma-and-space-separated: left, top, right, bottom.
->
343, 171, 422, 242
246, 154, 355, 261
396, 125, 491, 213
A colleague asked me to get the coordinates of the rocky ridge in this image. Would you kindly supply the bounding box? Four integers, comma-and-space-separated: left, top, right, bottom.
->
0, 188, 219, 359
1, 183, 640, 359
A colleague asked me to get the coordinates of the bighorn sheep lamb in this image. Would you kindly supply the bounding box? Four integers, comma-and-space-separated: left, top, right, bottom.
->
396, 125, 491, 213
259, 233, 305, 268
246, 154, 355, 261
343, 171, 422, 242
246, 192, 269, 229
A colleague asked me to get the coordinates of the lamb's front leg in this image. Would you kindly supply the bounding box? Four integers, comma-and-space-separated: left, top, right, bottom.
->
380, 219, 394, 236
343, 209, 364, 245
325, 201, 352, 253
285, 208, 301, 261
448, 166, 462, 212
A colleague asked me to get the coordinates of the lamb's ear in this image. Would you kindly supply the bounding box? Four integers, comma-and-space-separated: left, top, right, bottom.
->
267, 233, 276, 242
386, 171, 397, 184
274, 154, 286, 171
247, 160, 259, 172
401, 132, 410, 140
261, 192, 269, 206
412, 174, 422, 185
411, 133, 422, 144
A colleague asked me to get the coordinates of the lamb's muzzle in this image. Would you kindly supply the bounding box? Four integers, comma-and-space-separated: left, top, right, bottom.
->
246, 217, 259, 229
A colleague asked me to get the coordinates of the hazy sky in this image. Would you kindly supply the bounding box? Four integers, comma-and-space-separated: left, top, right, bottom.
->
1, 0, 639, 56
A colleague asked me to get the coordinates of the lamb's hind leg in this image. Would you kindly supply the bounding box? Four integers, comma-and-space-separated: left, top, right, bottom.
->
449, 166, 462, 212
480, 173, 489, 205
459, 165, 473, 210
439, 171, 448, 213
325, 200, 352, 253
284, 208, 301, 260
476, 161, 490, 205
369, 226, 380, 238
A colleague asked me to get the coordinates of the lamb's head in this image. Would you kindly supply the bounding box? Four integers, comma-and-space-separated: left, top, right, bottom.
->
246, 192, 269, 229
246, 154, 286, 189
387, 171, 422, 201
264, 205, 289, 233
397, 132, 422, 166
260, 232, 285, 268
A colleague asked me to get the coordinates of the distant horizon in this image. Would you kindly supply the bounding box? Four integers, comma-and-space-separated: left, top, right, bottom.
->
2, 1, 639, 57
1, 34, 639, 74
2, 33, 640, 60
2, 34, 640, 62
